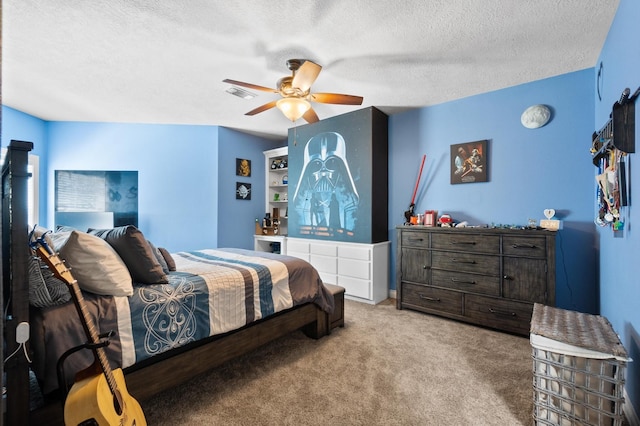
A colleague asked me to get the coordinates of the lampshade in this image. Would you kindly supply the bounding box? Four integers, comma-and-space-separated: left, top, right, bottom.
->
276, 97, 311, 122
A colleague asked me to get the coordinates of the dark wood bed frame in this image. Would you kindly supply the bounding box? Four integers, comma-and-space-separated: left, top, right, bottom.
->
1, 140, 345, 426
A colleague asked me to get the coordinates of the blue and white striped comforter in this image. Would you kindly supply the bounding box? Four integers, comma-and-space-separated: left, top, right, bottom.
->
116, 248, 330, 368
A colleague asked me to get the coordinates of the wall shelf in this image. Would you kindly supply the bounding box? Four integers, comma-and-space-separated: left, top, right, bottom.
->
255, 146, 288, 254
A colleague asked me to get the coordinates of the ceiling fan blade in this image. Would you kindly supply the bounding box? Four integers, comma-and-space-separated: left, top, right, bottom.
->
310, 93, 363, 105
303, 107, 319, 123
223, 79, 277, 93
292, 61, 322, 92
245, 100, 278, 116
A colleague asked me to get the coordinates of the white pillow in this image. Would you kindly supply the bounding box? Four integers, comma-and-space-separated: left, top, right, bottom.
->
50, 230, 134, 296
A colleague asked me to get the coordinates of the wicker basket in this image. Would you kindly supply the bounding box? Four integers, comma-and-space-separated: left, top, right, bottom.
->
530, 304, 630, 426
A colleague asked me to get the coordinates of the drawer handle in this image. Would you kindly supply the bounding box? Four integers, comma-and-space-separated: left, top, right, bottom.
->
422, 265, 428, 270
408, 238, 425, 242
451, 241, 476, 245
511, 243, 536, 249
489, 307, 516, 317
419, 294, 441, 302
452, 258, 476, 264
451, 278, 476, 285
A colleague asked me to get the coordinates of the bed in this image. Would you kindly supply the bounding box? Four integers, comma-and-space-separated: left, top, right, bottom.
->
2, 140, 344, 425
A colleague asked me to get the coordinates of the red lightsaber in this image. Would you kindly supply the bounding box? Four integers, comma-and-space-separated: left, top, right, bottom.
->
411, 154, 426, 205
404, 154, 426, 224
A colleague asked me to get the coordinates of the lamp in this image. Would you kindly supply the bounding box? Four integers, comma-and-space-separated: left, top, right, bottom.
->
276, 97, 311, 122
521, 104, 551, 129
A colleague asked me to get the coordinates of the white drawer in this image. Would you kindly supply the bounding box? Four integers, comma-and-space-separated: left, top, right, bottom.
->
310, 243, 337, 256
287, 239, 309, 254
339, 275, 371, 300
318, 272, 337, 286
287, 251, 309, 262
338, 258, 371, 280
338, 245, 371, 261
311, 254, 337, 274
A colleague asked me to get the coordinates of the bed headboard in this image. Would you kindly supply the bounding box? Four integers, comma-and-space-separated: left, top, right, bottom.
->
2, 139, 34, 424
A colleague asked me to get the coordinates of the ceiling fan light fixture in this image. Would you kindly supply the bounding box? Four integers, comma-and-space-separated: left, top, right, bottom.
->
276, 97, 310, 122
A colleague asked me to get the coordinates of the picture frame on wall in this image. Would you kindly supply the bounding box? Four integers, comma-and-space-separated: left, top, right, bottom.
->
236, 182, 251, 200
236, 158, 251, 177
450, 139, 488, 184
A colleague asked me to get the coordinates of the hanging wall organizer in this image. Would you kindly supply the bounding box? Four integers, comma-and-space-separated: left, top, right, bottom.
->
591, 87, 638, 230
592, 87, 638, 164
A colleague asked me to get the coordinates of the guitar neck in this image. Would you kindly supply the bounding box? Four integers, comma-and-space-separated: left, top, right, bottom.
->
42, 249, 120, 396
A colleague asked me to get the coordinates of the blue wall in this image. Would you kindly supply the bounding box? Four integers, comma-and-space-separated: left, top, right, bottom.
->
595, 0, 640, 415
217, 127, 284, 249
389, 69, 598, 314
44, 121, 222, 251
1, 107, 50, 222
1, 113, 280, 252
2, 113, 286, 251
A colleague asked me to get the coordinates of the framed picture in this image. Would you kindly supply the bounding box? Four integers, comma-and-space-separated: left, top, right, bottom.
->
450, 140, 488, 184
236, 182, 251, 200
236, 158, 251, 177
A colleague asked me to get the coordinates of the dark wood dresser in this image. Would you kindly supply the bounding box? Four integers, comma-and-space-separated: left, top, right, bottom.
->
396, 226, 556, 335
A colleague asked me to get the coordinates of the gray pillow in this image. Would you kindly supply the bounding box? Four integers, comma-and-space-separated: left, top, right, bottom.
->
158, 247, 176, 271
28, 226, 72, 307
147, 240, 170, 274
88, 225, 168, 284
28, 254, 72, 308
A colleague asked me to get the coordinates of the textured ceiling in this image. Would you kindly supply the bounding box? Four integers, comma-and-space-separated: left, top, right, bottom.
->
3, 1, 619, 140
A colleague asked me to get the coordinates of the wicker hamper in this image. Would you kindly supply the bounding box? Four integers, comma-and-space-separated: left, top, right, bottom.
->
530, 304, 631, 426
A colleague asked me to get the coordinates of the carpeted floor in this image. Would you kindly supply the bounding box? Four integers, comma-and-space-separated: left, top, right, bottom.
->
141, 299, 534, 425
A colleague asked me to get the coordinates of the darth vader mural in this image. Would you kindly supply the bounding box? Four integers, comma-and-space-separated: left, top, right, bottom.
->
292, 132, 359, 238
288, 107, 388, 244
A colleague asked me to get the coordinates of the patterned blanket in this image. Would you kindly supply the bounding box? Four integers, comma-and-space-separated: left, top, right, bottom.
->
31, 248, 333, 393
117, 249, 297, 367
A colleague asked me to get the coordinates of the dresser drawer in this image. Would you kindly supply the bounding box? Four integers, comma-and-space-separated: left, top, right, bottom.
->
401, 283, 462, 316
431, 270, 500, 297
401, 231, 429, 249
287, 251, 309, 262
338, 245, 371, 261
502, 236, 546, 258
431, 251, 499, 275
338, 258, 370, 280
401, 248, 430, 284
464, 294, 533, 335
310, 254, 337, 274
310, 243, 337, 257
432, 233, 499, 254
503, 257, 548, 303
339, 275, 371, 300
319, 272, 337, 286
287, 239, 309, 254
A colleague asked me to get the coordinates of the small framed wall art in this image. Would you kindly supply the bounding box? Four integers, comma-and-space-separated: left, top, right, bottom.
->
236, 158, 251, 177
236, 182, 251, 200
450, 139, 488, 184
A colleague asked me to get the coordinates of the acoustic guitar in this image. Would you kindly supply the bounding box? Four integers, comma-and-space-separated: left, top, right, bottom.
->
32, 237, 146, 426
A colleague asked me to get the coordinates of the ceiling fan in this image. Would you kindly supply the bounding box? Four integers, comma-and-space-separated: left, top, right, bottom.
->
223, 59, 363, 123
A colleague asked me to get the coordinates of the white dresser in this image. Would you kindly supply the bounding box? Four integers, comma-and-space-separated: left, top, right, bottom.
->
286, 237, 390, 304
